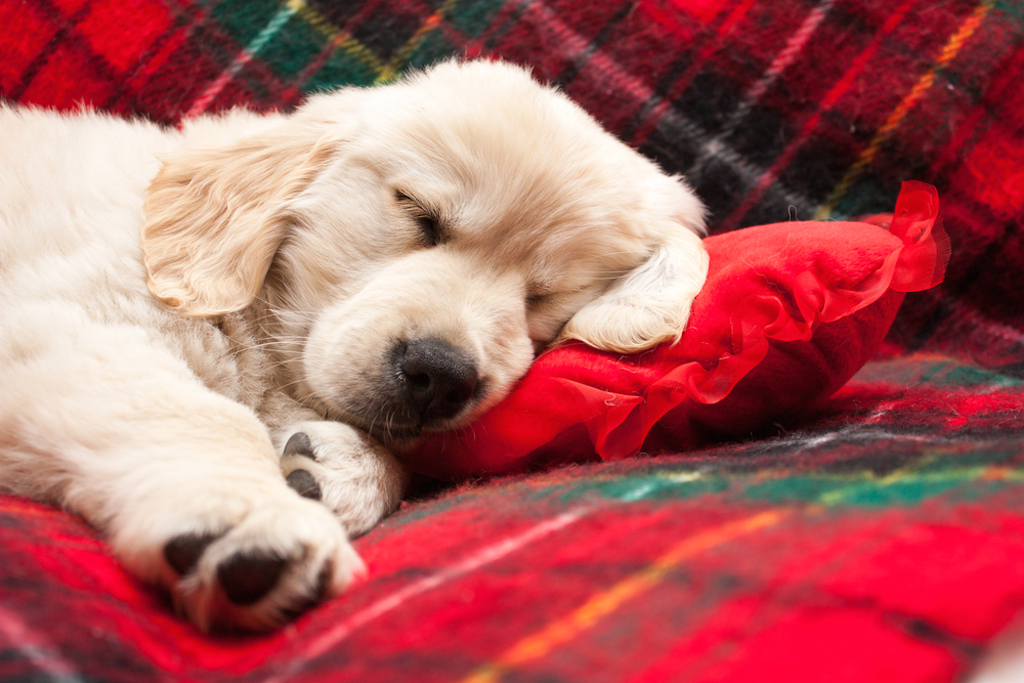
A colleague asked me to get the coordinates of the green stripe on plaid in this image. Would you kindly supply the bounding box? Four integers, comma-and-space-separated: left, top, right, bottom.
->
450, 0, 505, 37
259, 12, 327, 80
210, 0, 288, 48
536, 444, 1024, 508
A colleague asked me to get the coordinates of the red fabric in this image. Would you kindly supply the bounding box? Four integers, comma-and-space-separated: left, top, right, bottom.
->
406, 182, 950, 480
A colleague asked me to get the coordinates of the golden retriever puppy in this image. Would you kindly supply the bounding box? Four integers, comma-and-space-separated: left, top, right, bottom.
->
0, 59, 707, 631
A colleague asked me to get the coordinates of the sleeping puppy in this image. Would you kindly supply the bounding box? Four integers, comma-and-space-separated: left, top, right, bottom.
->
0, 59, 707, 631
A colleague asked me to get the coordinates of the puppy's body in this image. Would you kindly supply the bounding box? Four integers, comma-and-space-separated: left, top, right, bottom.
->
0, 110, 356, 631
0, 61, 707, 630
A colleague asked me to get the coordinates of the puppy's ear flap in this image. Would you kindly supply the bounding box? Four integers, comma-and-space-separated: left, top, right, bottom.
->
141, 124, 339, 316
560, 227, 709, 353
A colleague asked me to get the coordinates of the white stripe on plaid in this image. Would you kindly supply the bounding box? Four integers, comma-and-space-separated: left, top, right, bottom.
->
263, 506, 591, 683
688, 0, 834, 183
520, 0, 817, 215
0, 604, 85, 683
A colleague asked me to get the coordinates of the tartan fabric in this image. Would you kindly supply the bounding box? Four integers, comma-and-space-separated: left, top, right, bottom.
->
2, 0, 1024, 681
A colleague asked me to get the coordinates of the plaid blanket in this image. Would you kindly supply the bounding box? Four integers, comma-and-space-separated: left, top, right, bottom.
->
2, 0, 1024, 681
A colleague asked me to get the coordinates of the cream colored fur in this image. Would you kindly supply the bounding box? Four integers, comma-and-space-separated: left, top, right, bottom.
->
0, 59, 707, 631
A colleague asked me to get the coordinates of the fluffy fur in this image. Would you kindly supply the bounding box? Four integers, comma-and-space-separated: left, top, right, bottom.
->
0, 60, 707, 631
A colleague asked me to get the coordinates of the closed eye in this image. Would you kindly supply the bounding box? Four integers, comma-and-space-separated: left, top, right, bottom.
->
395, 191, 445, 247
526, 292, 550, 309
526, 284, 562, 310
527, 285, 590, 313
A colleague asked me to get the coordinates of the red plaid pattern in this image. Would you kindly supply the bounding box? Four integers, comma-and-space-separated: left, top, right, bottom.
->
2, 0, 1024, 680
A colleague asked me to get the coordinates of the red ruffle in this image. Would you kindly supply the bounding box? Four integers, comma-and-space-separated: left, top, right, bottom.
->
406, 182, 950, 480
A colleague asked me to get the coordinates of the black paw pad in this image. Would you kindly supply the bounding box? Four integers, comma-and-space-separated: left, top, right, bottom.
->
217, 550, 289, 605
286, 469, 322, 501
164, 531, 225, 576
284, 432, 317, 460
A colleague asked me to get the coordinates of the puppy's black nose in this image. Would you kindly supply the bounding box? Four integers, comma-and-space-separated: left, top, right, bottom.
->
397, 339, 478, 422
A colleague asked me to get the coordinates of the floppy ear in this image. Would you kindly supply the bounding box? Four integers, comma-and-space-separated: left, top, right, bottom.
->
560, 227, 709, 353
141, 123, 340, 316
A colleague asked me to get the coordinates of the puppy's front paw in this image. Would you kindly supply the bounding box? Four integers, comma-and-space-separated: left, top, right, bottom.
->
278, 421, 408, 537
124, 491, 362, 632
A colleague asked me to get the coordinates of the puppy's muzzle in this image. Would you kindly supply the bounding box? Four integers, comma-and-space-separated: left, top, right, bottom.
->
394, 339, 479, 424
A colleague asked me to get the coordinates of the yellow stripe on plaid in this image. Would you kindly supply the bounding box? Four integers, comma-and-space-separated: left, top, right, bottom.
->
375, 0, 460, 83
460, 509, 791, 683
817, 463, 1024, 506
289, 0, 459, 85
289, 0, 385, 74
815, 0, 994, 218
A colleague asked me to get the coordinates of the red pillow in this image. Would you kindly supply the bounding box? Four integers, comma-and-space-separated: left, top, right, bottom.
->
404, 182, 950, 480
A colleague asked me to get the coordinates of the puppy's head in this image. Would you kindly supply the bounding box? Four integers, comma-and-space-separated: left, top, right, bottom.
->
142, 60, 707, 446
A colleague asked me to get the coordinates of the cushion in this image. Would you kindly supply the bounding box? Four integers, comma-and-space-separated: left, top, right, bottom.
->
405, 182, 950, 480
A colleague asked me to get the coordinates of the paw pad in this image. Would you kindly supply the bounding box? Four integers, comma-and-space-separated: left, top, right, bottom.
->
164, 531, 225, 575
286, 469, 322, 501
216, 550, 290, 605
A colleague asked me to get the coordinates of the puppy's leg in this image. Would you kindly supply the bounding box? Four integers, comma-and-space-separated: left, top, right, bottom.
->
263, 394, 408, 537
0, 310, 359, 631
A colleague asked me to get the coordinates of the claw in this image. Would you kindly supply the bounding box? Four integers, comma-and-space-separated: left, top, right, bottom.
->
283, 432, 317, 460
